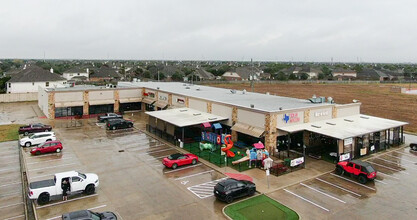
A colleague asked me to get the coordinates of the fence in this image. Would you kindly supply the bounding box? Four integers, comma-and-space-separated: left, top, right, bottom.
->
0, 93, 38, 103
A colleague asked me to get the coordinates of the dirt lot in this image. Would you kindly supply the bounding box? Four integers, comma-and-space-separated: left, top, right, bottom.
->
208, 83, 417, 133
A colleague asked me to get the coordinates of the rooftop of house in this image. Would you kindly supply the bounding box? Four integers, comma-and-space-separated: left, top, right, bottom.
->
7, 65, 66, 83
90, 65, 121, 78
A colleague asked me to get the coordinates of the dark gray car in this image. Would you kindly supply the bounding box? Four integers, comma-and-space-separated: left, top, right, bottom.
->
62, 210, 117, 220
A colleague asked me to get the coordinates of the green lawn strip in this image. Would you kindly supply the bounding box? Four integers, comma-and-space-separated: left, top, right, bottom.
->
0, 124, 22, 142
225, 195, 299, 220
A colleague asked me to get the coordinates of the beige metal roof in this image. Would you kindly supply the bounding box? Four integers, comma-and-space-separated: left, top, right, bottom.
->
145, 107, 228, 127
142, 98, 156, 104
231, 123, 265, 138
155, 101, 168, 108
119, 97, 142, 103
278, 114, 408, 140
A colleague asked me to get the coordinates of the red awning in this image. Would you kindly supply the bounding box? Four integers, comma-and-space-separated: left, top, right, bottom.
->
202, 122, 211, 128
253, 142, 265, 149
225, 173, 253, 182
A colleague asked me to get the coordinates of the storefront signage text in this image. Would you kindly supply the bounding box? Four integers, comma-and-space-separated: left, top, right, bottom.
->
177, 98, 185, 104
159, 95, 167, 101
344, 137, 353, 146
339, 153, 350, 161
290, 157, 304, 167
314, 111, 329, 117
148, 92, 155, 98
283, 113, 300, 124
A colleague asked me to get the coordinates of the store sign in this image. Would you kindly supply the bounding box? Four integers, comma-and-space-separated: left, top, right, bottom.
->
148, 92, 155, 98
159, 95, 167, 101
177, 98, 185, 104
314, 111, 329, 117
283, 113, 300, 124
290, 157, 304, 167
143, 92, 148, 96
339, 153, 350, 161
344, 137, 353, 146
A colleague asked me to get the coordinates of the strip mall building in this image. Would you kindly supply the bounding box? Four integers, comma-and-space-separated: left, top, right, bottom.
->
38, 82, 407, 162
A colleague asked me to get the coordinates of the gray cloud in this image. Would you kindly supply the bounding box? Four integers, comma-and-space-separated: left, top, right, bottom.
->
0, 0, 416, 62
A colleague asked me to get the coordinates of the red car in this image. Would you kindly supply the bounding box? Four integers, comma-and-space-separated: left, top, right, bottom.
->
30, 140, 63, 155
19, 123, 52, 136
335, 160, 376, 184
162, 153, 198, 169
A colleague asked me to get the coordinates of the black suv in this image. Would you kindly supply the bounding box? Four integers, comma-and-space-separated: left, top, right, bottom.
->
106, 119, 133, 130
214, 178, 256, 203
62, 210, 117, 220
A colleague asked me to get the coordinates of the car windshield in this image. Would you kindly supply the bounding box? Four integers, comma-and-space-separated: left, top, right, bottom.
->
89, 211, 101, 220
38, 142, 45, 148
29, 134, 36, 139
365, 166, 375, 173
78, 172, 87, 179
168, 153, 182, 160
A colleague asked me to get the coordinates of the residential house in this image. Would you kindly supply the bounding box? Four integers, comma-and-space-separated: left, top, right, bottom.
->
6, 65, 67, 93
222, 71, 242, 81
89, 65, 121, 82
190, 68, 215, 80
62, 67, 90, 81
332, 69, 357, 80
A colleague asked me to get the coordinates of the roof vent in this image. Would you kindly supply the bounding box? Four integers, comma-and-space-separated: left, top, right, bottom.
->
326, 122, 336, 125
185, 86, 190, 89
327, 97, 334, 103
208, 117, 217, 120
266, 92, 270, 95
196, 86, 200, 91
360, 116, 369, 119
344, 119, 354, 122
311, 125, 321, 128
242, 89, 246, 94
179, 109, 188, 112
193, 113, 201, 116
230, 89, 236, 94
157, 87, 160, 90
250, 104, 254, 108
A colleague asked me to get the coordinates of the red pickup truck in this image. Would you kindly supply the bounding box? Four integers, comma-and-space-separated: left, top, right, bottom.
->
19, 123, 52, 136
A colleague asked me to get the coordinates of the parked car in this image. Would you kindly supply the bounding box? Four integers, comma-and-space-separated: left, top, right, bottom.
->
62, 210, 117, 220
162, 153, 198, 169
106, 119, 133, 130
214, 178, 256, 203
20, 132, 56, 147
19, 123, 52, 135
30, 140, 63, 155
28, 171, 99, 205
335, 160, 376, 184
410, 143, 417, 152
98, 113, 122, 123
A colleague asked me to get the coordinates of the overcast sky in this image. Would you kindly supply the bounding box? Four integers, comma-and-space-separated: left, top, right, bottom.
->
0, 0, 416, 62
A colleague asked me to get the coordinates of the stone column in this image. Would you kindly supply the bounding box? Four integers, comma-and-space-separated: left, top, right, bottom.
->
168, 94, 173, 106
332, 106, 337, 118
83, 91, 89, 116
114, 90, 120, 113
141, 88, 146, 111
207, 102, 212, 113
304, 109, 310, 123
48, 92, 55, 119
185, 97, 189, 108
231, 107, 238, 142
264, 113, 278, 156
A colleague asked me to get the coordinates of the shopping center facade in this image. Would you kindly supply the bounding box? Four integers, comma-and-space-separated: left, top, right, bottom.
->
38, 82, 407, 161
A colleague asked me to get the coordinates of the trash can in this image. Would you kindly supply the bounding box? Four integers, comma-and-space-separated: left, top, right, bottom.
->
284, 158, 291, 167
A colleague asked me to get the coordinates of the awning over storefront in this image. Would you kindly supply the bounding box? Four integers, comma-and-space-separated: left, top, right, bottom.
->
89, 100, 115, 105
155, 101, 168, 109
119, 97, 142, 103
145, 107, 227, 127
55, 101, 84, 108
213, 123, 222, 130
278, 114, 408, 140
142, 98, 156, 104
231, 123, 265, 138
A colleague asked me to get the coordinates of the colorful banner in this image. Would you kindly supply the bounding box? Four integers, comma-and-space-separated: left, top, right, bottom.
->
201, 132, 227, 145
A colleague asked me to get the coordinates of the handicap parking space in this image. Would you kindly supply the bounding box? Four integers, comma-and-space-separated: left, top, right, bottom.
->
0, 141, 25, 220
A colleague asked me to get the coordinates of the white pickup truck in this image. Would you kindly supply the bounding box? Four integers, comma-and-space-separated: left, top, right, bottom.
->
28, 171, 99, 205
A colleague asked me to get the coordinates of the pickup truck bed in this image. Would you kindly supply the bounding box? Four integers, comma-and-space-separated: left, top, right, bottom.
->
29, 179, 55, 189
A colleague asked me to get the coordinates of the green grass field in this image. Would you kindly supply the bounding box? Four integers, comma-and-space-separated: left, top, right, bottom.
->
0, 124, 22, 142
225, 195, 299, 220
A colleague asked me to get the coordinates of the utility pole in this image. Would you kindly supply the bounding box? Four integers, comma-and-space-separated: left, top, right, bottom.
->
250, 58, 254, 92
157, 70, 160, 82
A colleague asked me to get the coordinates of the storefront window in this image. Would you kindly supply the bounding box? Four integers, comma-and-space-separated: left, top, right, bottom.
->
55, 106, 83, 118
88, 104, 114, 115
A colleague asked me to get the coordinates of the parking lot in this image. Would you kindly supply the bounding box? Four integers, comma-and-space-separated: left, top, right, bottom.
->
268, 144, 417, 219
19, 112, 233, 220
0, 141, 25, 220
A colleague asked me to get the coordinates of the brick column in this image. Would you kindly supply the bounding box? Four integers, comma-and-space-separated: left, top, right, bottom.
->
207, 102, 212, 113
83, 91, 89, 116
48, 92, 55, 119
304, 109, 310, 123
114, 90, 120, 113
264, 113, 277, 155
231, 107, 238, 142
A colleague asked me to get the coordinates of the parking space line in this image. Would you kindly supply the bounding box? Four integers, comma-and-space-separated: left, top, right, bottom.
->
367, 161, 410, 174
0, 181, 22, 188
393, 151, 417, 158
284, 189, 329, 212
29, 162, 78, 171
0, 155, 18, 159
45, 204, 108, 220
25, 153, 73, 159
374, 179, 388, 185
126, 143, 164, 151
146, 155, 170, 161
140, 148, 174, 155
300, 183, 346, 203
0, 167, 20, 173
187, 177, 227, 199
26, 157, 74, 165
329, 173, 376, 191
385, 154, 416, 163
4, 214, 25, 220
175, 170, 214, 180
374, 158, 417, 171
0, 191, 22, 197
377, 171, 400, 180
0, 202, 24, 209
316, 178, 361, 197
164, 164, 202, 174
36, 194, 98, 209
